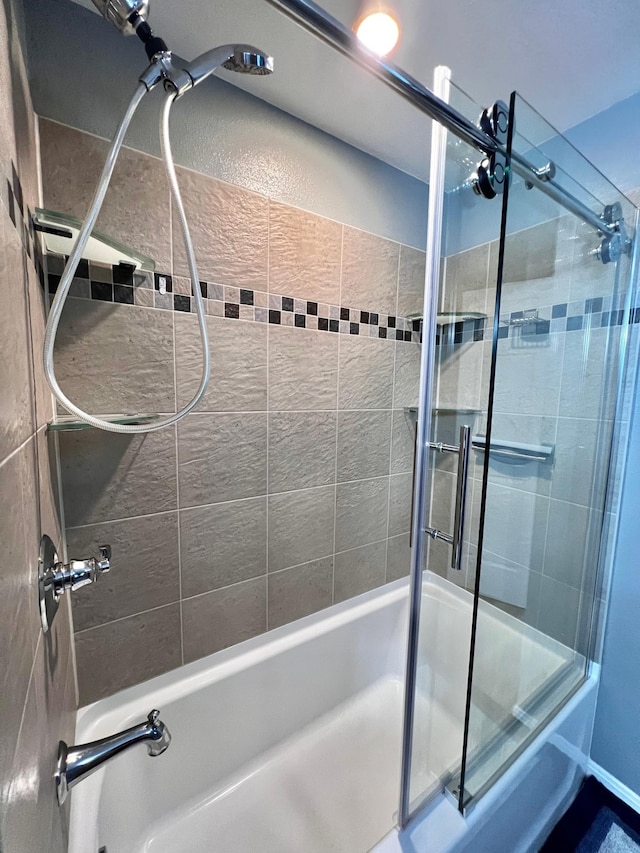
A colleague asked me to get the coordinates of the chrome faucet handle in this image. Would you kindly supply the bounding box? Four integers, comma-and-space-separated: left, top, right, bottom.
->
52, 545, 112, 593
148, 709, 160, 725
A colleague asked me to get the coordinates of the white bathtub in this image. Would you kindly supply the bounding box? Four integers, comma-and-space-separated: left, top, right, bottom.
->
69, 574, 597, 853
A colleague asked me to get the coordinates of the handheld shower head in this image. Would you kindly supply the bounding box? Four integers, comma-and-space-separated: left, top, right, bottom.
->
90, 0, 149, 35
183, 44, 274, 90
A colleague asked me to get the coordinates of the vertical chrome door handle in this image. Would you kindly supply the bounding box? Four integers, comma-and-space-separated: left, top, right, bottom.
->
451, 425, 471, 571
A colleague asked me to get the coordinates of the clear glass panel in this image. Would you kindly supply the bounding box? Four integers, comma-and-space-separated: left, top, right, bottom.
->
459, 92, 637, 808
406, 80, 503, 815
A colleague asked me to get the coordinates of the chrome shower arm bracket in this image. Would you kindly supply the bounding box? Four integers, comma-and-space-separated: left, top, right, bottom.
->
138, 51, 192, 95
470, 101, 510, 200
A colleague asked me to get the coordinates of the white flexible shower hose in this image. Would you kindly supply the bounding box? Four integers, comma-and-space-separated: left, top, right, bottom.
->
43, 82, 210, 433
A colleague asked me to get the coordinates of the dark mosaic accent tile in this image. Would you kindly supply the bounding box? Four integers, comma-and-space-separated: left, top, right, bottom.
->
404, 330, 412, 342
360, 310, 369, 324
552, 303, 567, 319
154, 272, 173, 293
318, 317, 329, 331
307, 301, 318, 316
91, 281, 113, 302
369, 312, 379, 326
225, 302, 240, 319
349, 322, 360, 335
585, 297, 603, 314
497, 325, 509, 339
77, 258, 90, 279
633, 307, 640, 324
175, 294, 191, 312
240, 288, 254, 305
114, 284, 134, 305
454, 331, 463, 344
600, 312, 610, 327
340, 307, 350, 321
473, 330, 484, 342
48, 273, 61, 294
395, 329, 404, 341
566, 315, 583, 332
535, 319, 551, 335
412, 319, 422, 332
329, 319, 339, 333
113, 262, 135, 285
510, 310, 524, 321
379, 327, 387, 339
199, 281, 208, 298
610, 309, 624, 326
282, 296, 294, 312
11, 161, 23, 214
294, 313, 306, 328
6, 180, 15, 226
269, 309, 281, 324
387, 316, 396, 329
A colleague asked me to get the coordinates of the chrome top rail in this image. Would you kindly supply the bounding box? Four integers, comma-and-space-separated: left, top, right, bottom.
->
264, 0, 616, 238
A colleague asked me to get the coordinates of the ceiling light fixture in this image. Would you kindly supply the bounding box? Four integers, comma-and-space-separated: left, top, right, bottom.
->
355, 11, 400, 57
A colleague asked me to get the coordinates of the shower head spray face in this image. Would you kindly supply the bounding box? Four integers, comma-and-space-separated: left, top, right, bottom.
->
90, 0, 149, 35
222, 47, 275, 75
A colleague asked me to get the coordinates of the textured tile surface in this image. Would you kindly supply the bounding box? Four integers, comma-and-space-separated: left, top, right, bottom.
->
269, 201, 342, 304
268, 326, 338, 411
177, 412, 267, 507
268, 411, 336, 493
390, 409, 416, 475
180, 498, 267, 597
40, 119, 172, 268
338, 336, 395, 410
182, 577, 267, 663
268, 558, 333, 629
172, 166, 268, 288
60, 428, 178, 526
175, 313, 267, 412
67, 513, 180, 631
388, 472, 413, 537
334, 541, 387, 602
393, 341, 421, 409
397, 245, 426, 318
54, 299, 176, 414
342, 226, 399, 314
75, 603, 182, 704
335, 477, 389, 552
268, 485, 335, 571
337, 409, 392, 482
386, 533, 411, 581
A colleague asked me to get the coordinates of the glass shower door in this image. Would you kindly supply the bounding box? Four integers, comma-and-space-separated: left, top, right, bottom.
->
458, 92, 637, 809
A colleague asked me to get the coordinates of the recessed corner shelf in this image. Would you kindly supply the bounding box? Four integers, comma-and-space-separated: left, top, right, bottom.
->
48, 414, 161, 432
33, 208, 156, 272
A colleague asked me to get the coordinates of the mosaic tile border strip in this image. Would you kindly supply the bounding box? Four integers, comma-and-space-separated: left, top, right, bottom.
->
45, 254, 421, 343
4, 159, 44, 284
436, 293, 637, 345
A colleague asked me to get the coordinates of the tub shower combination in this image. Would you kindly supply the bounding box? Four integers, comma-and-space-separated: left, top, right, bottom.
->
41, 0, 638, 851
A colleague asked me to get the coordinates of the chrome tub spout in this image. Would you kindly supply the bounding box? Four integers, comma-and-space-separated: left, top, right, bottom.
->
56, 709, 171, 804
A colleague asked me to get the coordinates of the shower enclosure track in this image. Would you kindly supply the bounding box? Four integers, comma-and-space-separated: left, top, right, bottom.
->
264, 0, 616, 238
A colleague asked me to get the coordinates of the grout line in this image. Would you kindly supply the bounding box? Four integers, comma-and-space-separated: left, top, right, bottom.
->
171, 309, 184, 666
265, 203, 270, 629
75, 600, 182, 636
332, 225, 344, 602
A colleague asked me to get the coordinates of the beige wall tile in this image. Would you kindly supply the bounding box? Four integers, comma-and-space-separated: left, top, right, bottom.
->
268, 326, 338, 411
39, 119, 172, 269
175, 313, 267, 412
268, 411, 336, 493
177, 412, 267, 507
342, 226, 399, 315
397, 245, 426, 318
68, 513, 180, 631
334, 541, 386, 603
268, 485, 335, 572
269, 201, 342, 304
337, 410, 391, 483
338, 336, 395, 410
172, 166, 268, 288
182, 577, 267, 663
180, 498, 267, 597
60, 428, 178, 526
335, 477, 389, 552
267, 558, 333, 629
75, 603, 182, 704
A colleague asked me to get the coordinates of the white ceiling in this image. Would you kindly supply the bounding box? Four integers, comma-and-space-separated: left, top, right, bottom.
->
74, 0, 640, 182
